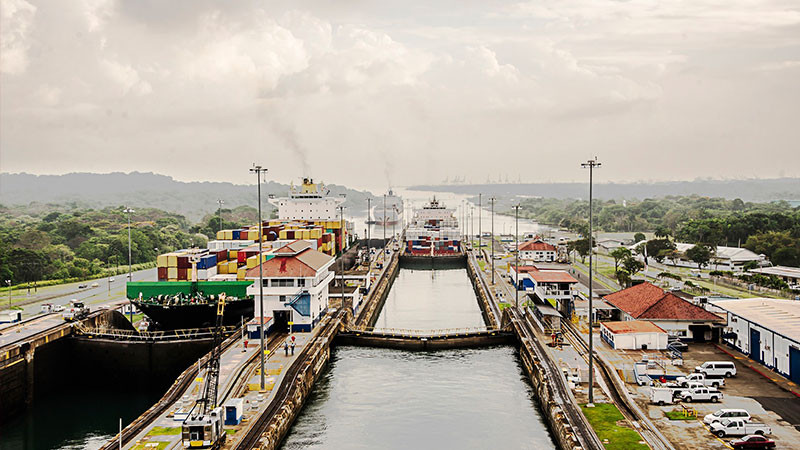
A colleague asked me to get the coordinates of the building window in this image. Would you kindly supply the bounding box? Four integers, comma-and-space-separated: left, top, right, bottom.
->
273, 279, 294, 287
298, 278, 306, 287
280, 295, 286, 302
262, 279, 269, 287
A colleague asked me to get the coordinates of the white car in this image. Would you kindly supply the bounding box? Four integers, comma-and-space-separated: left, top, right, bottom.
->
704, 409, 751, 425
90, 282, 99, 288
679, 387, 723, 403
53, 304, 65, 312
676, 373, 725, 388
696, 361, 737, 378
709, 419, 771, 438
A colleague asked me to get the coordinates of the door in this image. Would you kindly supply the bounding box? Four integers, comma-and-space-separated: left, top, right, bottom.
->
790, 346, 800, 384
750, 328, 761, 363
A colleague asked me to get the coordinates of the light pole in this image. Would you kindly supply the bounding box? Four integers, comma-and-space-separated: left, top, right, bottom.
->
512, 204, 521, 309
367, 197, 371, 248
581, 157, 601, 406
123, 207, 135, 323
337, 205, 346, 312
6, 280, 11, 308
382, 194, 387, 249
490, 197, 496, 284
217, 199, 225, 234
392, 205, 397, 243
478, 193, 482, 259
250, 164, 268, 391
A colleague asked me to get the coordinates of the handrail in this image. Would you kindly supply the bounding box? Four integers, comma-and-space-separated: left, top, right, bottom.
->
347, 326, 499, 336
74, 325, 239, 341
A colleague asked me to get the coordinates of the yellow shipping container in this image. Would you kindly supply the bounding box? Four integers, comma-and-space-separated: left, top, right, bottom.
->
228, 261, 238, 272
224, 230, 233, 240
230, 250, 238, 259
279, 230, 287, 240
246, 255, 258, 269
216, 230, 225, 240
167, 254, 179, 267
167, 267, 178, 279
157, 253, 169, 268
217, 262, 228, 274
237, 267, 247, 280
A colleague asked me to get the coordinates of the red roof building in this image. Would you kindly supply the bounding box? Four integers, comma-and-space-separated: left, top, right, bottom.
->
603, 282, 723, 341
518, 239, 557, 262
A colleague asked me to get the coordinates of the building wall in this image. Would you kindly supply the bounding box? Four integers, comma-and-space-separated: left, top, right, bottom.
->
248, 272, 334, 328
621, 314, 714, 340
725, 313, 798, 378
601, 326, 667, 350
520, 250, 555, 262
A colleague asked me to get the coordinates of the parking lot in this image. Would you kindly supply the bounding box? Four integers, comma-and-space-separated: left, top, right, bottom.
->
622, 343, 800, 449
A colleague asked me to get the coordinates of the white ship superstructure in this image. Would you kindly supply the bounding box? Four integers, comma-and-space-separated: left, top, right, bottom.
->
405, 197, 461, 255
370, 189, 404, 225
269, 178, 345, 221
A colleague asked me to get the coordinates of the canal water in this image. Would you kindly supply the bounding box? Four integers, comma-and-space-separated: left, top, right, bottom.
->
280, 268, 557, 449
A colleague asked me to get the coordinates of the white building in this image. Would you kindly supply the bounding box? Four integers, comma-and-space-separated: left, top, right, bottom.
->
597, 238, 625, 252
518, 239, 557, 263
245, 240, 335, 333
601, 321, 668, 350
268, 178, 345, 221
748, 266, 800, 287
711, 298, 800, 384
674, 243, 766, 272
603, 282, 725, 341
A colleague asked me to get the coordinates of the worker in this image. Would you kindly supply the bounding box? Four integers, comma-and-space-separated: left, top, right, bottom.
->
283, 340, 289, 356
291, 335, 296, 343
290, 340, 295, 355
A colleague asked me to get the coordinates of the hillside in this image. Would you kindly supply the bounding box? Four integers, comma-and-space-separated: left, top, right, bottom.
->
0, 172, 375, 221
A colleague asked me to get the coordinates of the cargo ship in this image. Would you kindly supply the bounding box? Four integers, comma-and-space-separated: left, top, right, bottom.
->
404, 197, 461, 256
127, 281, 254, 330
368, 189, 403, 226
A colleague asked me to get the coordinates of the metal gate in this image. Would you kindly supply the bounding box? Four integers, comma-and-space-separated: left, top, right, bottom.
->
750, 328, 761, 363
790, 346, 800, 385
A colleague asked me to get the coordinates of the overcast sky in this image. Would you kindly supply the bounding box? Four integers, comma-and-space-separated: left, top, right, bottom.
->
2, 0, 799, 192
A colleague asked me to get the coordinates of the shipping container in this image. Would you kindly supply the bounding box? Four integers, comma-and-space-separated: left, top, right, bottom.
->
167, 267, 178, 279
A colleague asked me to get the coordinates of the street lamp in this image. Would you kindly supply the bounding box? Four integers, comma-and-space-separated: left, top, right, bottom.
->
6, 280, 11, 308
250, 164, 268, 391
123, 207, 135, 324
217, 199, 225, 234
490, 197, 496, 284
512, 204, 521, 309
478, 194, 482, 259
382, 194, 387, 249
337, 204, 347, 313
581, 157, 601, 406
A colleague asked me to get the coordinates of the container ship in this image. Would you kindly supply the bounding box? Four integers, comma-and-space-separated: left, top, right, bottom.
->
404, 197, 461, 256
130, 177, 353, 330
368, 189, 403, 226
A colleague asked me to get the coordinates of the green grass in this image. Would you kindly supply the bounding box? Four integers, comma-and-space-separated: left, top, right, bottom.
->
498, 302, 512, 310
665, 410, 696, 421
581, 403, 649, 450
225, 429, 237, 435
132, 442, 168, 450
126, 313, 145, 324
147, 426, 181, 436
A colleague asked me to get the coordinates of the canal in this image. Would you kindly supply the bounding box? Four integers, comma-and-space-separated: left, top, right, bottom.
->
280, 267, 557, 449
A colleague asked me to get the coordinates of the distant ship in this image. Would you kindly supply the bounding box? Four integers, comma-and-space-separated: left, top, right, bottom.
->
368, 189, 403, 226
269, 178, 346, 221
404, 197, 461, 256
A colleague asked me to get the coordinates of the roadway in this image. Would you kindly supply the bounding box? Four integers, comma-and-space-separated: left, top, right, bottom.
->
0, 268, 155, 347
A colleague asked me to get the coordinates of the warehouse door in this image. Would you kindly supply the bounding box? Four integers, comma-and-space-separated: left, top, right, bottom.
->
790, 347, 800, 384
750, 329, 761, 363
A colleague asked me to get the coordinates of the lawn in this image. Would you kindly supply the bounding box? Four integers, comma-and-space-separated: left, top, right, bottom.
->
665, 410, 696, 421
581, 403, 649, 450
132, 442, 168, 450
147, 426, 181, 436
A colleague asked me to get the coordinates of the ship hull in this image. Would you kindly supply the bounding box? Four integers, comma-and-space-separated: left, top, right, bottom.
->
132, 298, 254, 330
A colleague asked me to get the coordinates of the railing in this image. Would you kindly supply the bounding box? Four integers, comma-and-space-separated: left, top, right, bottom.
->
74, 324, 239, 341
347, 326, 499, 337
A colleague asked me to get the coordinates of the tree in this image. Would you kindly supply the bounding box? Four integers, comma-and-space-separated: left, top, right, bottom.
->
633, 232, 646, 243
686, 244, 713, 269
615, 255, 644, 287
646, 238, 677, 263
609, 247, 631, 273
568, 238, 592, 264
654, 226, 670, 238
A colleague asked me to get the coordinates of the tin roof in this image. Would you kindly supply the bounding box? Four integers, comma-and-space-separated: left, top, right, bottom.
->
710, 298, 800, 343
527, 270, 578, 284
602, 320, 667, 334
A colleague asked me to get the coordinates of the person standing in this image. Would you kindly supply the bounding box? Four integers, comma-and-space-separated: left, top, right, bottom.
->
290, 340, 295, 355
283, 340, 289, 356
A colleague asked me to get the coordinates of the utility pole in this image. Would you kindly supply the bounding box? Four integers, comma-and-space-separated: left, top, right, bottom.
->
478, 193, 482, 259
250, 164, 268, 391
338, 205, 346, 311
124, 207, 135, 323
581, 157, 601, 406
392, 205, 397, 243
383, 194, 387, 249
367, 197, 371, 248
6, 280, 11, 308
490, 197, 496, 284
217, 199, 225, 234
512, 204, 521, 309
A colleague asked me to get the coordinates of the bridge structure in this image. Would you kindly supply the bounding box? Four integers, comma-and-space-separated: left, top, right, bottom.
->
337, 326, 515, 350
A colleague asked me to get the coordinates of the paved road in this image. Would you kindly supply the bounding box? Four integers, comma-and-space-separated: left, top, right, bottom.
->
0, 268, 155, 346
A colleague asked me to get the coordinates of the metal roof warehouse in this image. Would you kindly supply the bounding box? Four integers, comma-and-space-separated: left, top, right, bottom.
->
711, 298, 800, 384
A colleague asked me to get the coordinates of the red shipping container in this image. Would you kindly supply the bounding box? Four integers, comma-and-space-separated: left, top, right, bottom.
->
237, 251, 247, 263
158, 267, 168, 279
177, 256, 190, 269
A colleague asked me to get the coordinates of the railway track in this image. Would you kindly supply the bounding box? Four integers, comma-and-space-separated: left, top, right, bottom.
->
511, 309, 605, 450
100, 327, 280, 450
561, 319, 675, 450
234, 310, 344, 450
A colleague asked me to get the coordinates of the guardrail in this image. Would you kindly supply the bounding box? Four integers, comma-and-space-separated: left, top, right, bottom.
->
74, 325, 239, 341
347, 326, 498, 337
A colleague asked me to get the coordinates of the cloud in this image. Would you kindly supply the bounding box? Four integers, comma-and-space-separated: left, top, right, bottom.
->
1, 0, 37, 75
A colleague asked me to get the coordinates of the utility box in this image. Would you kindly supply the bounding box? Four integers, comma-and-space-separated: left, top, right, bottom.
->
224, 399, 244, 425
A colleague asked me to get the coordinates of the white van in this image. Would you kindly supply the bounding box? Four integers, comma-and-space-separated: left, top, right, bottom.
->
703, 409, 751, 425
695, 361, 737, 378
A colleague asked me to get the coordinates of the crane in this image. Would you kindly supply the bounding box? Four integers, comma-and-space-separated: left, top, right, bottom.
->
181, 293, 227, 449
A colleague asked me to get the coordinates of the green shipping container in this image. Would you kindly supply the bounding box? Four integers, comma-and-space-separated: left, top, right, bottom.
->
126, 281, 253, 299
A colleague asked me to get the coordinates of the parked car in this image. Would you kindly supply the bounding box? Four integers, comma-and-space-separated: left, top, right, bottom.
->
676, 373, 725, 388
109, 277, 115, 282
78, 284, 88, 289
667, 338, 689, 351
704, 409, 751, 425
730, 435, 776, 449
53, 304, 65, 312
679, 386, 723, 403
710, 419, 771, 437
41, 303, 54, 314
695, 361, 737, 378
90, 282, 99, 288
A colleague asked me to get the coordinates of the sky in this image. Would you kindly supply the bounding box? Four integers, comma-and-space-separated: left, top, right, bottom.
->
1, 0, 799, 192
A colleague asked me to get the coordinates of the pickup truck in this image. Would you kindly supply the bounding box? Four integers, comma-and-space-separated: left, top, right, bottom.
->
676, 373, 724, 388
709, 419, 771, 437
679, 387, 723, 403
